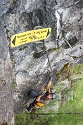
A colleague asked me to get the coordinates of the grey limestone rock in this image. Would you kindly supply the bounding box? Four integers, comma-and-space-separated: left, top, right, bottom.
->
0, 0, 83, 121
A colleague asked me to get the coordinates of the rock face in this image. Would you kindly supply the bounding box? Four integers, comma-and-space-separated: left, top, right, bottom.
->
0, 0, 13, 17
0, 23, 14, 124
0, 0, 83, 123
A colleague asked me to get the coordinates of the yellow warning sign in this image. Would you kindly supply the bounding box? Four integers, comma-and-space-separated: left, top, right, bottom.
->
11, 28, 51, 47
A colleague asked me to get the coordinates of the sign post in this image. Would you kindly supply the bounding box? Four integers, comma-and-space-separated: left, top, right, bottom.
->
11, 28, 51, 47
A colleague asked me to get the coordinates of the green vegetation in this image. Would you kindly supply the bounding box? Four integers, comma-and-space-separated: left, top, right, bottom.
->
58, 78, 83, 113
15, 64, 83, 125
70, 64, 83, 75
15, 111, 34, 125
56, 63, 70, 81
58, 64, 83, 113
13, 82, 17, 90
15, 112, 83, 125
38, 113, 83, 125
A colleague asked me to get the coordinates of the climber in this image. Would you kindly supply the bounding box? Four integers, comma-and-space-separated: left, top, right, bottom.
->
26, 76, 56, 112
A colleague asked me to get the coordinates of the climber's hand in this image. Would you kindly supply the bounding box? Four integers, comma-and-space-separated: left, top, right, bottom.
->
47, 80, 52, 88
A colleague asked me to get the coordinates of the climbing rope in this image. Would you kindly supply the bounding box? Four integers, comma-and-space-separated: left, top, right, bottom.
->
42, 40, 52, 73
33, 26, 53, 73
